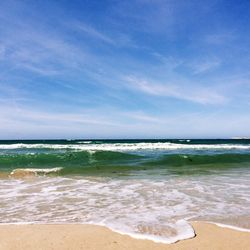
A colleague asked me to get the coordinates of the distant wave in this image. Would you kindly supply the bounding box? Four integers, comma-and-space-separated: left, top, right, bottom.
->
0, 142, 250, 150
77, 141, 92, 144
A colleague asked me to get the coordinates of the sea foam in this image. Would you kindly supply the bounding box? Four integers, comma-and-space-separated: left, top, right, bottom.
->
0, 170, 249, 243
0, 142, 250, 151
10, 167, 63, 177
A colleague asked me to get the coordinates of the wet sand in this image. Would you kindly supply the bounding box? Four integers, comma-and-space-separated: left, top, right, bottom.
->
0, 222, 249, 250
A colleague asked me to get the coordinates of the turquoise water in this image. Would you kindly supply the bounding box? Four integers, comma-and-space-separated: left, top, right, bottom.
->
0, 139, 249, 243
0, 139, 250, 176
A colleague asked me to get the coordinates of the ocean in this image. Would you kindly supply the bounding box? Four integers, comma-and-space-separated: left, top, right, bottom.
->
0, 139, 250, 243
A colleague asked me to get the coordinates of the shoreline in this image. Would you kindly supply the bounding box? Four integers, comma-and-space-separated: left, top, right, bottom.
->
195, 220, 250, 233
0, 222, 249, 250
1, 220, 249, 235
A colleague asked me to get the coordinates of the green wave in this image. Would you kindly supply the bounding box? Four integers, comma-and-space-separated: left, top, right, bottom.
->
142, 154, 250, 175
145, 153, 250, 166
0, 150, 142, 170
0, 151, 250, 176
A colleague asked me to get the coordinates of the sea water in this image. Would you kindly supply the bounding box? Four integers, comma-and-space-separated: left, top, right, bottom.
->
0, 139, 249, 243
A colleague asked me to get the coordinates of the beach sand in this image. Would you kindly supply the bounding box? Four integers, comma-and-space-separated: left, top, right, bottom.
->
0, 222, 249, 250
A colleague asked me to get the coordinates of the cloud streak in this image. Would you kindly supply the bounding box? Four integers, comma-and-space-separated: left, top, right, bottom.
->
75, 22, 115, 45
125, 76, 227, 105
1, 103, 250, 139
189, 57, 221, 74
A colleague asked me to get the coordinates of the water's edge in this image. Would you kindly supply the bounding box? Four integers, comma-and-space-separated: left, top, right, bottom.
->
0, 220, 249, 244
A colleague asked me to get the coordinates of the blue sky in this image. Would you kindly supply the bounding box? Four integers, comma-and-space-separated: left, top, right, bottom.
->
0, 0, 250, 139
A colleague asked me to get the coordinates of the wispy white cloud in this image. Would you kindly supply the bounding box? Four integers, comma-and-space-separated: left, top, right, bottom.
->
0, 12, 90, 76
125, 76, 227, 104
0, 103, 168, 139
16, 63, 60, 76
76, 22, 115, 45
189, 57, 221, 74
122, 111, 162, 123
151, 52, 183, 70
72, 21, 137, 48
0, 37, 84, 76
0, 105, 119, 138
1, 103, 250, 139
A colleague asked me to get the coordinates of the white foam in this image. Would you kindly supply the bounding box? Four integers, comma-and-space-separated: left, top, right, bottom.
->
200, 221, 250, 232
77, 141, 92, 144
10, 167, 62, 175
96, 219, 195, 244
0, 170, 249, 243
0, 142, 250, 150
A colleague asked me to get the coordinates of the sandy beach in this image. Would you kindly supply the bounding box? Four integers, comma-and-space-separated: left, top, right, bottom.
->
0, 222, 249, 250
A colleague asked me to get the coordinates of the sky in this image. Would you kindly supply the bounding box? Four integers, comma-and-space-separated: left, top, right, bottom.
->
0, 0, 250, 139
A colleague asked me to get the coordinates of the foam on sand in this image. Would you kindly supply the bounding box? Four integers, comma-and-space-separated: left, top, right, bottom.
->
201, 221, 250, 232
103, 219, 195, 244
